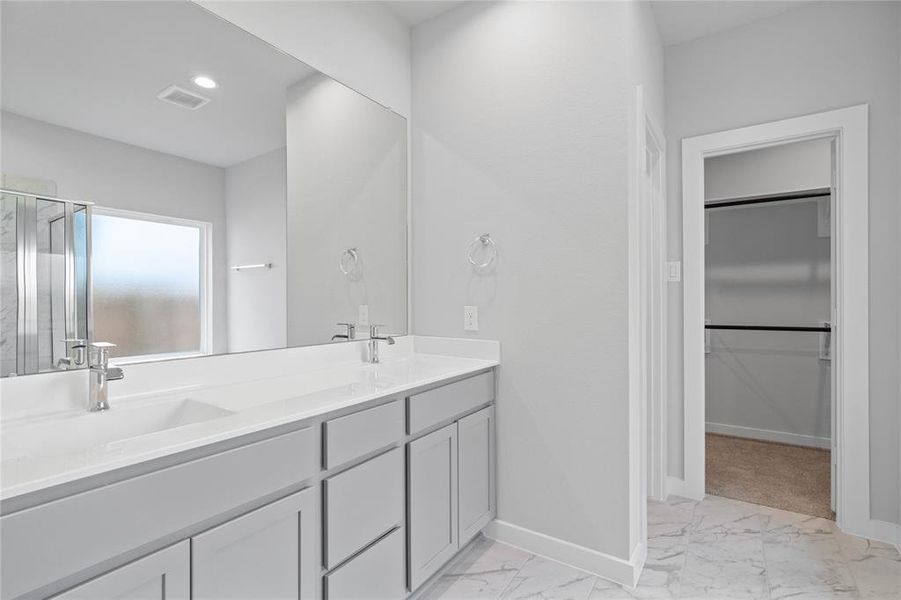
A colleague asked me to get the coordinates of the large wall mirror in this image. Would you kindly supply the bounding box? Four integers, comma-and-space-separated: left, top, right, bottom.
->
0, 1, 408, 377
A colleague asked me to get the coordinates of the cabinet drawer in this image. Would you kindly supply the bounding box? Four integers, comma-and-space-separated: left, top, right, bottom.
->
408, 371, 494, 435
323, 400, 403, 469
324, 528, 404, 600
1, 427, 318, 599
324, 448, 403, 568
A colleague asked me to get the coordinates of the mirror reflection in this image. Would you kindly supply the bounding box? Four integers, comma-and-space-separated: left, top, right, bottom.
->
0, 192, 89, 376
0, 1, 408, 376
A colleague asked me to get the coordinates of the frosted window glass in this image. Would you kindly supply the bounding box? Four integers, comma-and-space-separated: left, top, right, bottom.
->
92, 213, 204, 359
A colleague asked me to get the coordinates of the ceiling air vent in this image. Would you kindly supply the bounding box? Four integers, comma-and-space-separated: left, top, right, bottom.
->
156, 85, 210, 110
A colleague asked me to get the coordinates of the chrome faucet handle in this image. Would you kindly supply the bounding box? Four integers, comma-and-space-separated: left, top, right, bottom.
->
60, 338, 89, 367
332, 323, 357, 341
105, 366, 125, 381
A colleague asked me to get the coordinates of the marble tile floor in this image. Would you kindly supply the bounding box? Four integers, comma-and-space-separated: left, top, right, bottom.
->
419, 495, 901, 600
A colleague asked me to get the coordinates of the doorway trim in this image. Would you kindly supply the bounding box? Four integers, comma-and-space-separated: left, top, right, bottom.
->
628, 84, 668, 582
640, 97, 668, 504
679, 105, 870, 536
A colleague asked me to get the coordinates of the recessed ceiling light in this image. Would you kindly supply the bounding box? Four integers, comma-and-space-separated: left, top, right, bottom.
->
192, 75, 217, 89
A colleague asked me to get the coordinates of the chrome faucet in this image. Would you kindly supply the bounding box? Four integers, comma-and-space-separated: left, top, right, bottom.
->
368, 324, 395, 364
57, 338, 88, 370
88, 342, 125, 412
332, 322, 356, 341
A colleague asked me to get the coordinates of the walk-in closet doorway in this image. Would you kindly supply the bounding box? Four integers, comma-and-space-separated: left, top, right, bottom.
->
703, 140, 834, 518
676, 106, 874, 539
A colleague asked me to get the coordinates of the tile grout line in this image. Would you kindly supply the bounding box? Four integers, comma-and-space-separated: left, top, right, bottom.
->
494, 552, 535, 599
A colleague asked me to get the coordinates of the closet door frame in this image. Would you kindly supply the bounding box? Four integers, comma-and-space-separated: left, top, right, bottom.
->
678, 105, 873, 540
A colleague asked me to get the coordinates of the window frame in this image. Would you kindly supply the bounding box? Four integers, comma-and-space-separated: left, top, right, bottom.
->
91, 206, 213, 364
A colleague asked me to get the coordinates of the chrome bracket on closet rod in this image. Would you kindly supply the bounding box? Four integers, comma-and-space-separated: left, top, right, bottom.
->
704, 187, 831, 209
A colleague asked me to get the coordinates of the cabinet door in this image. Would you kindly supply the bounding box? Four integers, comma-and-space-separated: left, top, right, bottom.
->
458, 406, 495, 544
192, 488, 317, 600
53, 541, 189, 600
407, 423, 458, 591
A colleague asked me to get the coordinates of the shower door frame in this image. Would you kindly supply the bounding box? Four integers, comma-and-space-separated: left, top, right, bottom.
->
3, 189, 92, 376
677, 105, 876, 542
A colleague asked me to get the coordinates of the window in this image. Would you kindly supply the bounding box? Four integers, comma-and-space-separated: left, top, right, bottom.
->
92, 209, 211, 362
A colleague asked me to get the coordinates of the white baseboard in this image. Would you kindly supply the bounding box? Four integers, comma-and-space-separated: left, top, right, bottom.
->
666, 476, 704, 501
706, 422, 830, 449
484, 520, 645, 587
842, 518, 901, 547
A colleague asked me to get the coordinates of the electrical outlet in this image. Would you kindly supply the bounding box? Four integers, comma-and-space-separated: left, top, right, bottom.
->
463, 305, 479, 332
358, 304, 369, 327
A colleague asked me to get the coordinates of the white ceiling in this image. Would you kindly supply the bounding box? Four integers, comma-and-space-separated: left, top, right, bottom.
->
383, 1, 463, 26
1, 0, 817, 168
1, 1, 316, 168
650, 1, 809, 46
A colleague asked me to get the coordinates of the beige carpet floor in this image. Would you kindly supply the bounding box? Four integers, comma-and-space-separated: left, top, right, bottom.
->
706, 433, 834, 520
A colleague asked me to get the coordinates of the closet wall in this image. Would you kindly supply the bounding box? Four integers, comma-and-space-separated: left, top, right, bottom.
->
664, 1, 900, 524
705, 139, 832, 448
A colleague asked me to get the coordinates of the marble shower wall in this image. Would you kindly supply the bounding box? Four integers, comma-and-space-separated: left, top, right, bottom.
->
1, 195, 18, 376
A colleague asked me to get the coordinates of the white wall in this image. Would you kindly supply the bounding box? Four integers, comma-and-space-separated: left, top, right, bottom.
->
705, 139, 832, 201
626, 0, 665, 127
412, 0, 662, 568
286, 73, 407, 346
224, 147, 287, 352
664, 1, 901, 523
196, 0, 411, 117
0, 111, 229, 355
705, 140, 832, 448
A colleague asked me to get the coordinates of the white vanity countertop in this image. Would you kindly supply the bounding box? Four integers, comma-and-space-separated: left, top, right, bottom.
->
0, 336, 499, 502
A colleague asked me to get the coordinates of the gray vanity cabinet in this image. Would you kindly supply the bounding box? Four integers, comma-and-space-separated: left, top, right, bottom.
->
192, 488, 317, 600
6, 371, 495, 599
52, 541, 189, 600
407, 398, 496, 593
458, 406, 495, 545
407, 422, 459, 590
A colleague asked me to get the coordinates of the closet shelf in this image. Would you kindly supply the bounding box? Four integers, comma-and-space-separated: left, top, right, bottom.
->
705, 324, 831, 333
704, 187, 830, 209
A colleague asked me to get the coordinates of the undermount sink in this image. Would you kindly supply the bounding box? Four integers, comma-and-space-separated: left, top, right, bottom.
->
1, 398, 234, 460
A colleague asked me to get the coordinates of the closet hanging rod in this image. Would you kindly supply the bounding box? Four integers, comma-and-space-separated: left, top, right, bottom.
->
705, 324, 831, 333
704, 187, 830, 210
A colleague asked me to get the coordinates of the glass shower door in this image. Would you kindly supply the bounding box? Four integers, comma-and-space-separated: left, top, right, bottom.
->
0, 192, 22, 376
0, 192, 90, 376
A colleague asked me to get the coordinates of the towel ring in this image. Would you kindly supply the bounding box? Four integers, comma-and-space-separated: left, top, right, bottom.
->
339, 248, 362, 279
467, 233, 497, 269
